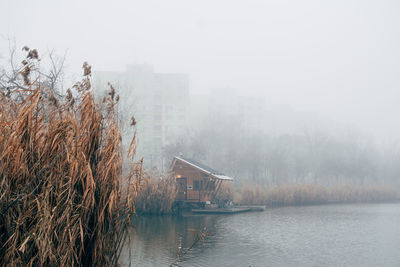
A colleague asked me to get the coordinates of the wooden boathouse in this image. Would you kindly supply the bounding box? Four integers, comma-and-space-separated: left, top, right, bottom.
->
170, 156, 233, 205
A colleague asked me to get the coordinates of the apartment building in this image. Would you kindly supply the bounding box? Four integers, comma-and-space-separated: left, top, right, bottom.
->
94, 64, 189, 169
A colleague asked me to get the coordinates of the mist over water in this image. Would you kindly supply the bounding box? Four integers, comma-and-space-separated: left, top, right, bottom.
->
2, 1, 400, 266
123, 204, 400, 267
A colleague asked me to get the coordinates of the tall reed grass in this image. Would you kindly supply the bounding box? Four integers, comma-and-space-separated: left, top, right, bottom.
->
238, 184, 400, 207
215, 182, 235, 206
134, 171, 177, 215
0, 49, 140, 266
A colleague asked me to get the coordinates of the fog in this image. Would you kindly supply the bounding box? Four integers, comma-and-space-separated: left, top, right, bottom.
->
3, 3, 400, 266
2, 0, 400, 139
2, 0, 400, 183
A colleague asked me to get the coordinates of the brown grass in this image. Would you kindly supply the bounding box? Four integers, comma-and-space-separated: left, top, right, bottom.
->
327, 185, 399, 203
215, 182, 235, 205
0, 51, 140, 266
134, 171, 177, 215
238, 184, 268, 205
237, 184, 400, 207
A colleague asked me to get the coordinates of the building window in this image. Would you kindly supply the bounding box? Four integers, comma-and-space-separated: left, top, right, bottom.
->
193, 180, 200, 190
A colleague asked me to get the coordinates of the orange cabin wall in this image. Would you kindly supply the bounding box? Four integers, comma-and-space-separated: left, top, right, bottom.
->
172, 160, 220, 203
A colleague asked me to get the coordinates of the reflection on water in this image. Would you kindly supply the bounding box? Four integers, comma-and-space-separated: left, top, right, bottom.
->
121, 215, 220, 266
121, 203, 400, 267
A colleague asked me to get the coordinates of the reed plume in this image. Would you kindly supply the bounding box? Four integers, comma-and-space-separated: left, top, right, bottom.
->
0, 49, 139, 266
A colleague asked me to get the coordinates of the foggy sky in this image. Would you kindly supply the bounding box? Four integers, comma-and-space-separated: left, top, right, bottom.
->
1, 0, 400, 142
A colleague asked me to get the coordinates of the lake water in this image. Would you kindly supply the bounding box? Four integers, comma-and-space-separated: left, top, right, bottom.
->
122, 203, 400, 267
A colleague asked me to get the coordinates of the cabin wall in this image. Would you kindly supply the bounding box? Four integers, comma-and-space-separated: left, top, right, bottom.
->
173, 160, 218, 203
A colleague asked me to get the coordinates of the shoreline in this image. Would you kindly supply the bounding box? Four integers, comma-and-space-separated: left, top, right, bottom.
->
133, 199, 400, 217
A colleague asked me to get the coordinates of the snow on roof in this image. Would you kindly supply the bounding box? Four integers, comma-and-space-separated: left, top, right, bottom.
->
174, 156, 234, 181
213, 175, 234, 181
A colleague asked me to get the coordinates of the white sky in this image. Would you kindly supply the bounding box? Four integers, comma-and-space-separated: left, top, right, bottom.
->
1, 0, 400, 141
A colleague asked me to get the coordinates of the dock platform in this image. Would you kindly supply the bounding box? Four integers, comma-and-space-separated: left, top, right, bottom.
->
192, 207, 251, 214
191, 205, 265, 214
237, 205, 266, 211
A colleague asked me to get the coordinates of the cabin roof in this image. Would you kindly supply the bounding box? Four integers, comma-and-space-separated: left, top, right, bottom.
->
173, 156, 234, 181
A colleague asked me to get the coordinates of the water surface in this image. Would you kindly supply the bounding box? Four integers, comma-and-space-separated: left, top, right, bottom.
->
122, 203, 400, 266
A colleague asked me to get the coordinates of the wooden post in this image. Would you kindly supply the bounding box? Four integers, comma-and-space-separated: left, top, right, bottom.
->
212, 179, 223, 201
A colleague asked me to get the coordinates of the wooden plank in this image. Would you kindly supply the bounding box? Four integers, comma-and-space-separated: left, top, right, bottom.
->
172, 159, 227, 203
191, 207, 251, 214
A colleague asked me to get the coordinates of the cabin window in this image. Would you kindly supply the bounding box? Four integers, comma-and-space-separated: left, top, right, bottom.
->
193, 180, 200, 190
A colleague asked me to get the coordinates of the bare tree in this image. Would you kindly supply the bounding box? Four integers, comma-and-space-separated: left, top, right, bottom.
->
0, 41, 67, 101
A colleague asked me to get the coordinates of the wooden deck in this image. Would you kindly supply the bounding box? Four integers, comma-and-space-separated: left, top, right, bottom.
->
237, 205, 266, 211
192, 207, 251, 214
191, 205, 265, 214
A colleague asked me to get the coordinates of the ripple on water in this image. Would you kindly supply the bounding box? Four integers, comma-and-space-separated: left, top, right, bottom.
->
122, 203, 400, 267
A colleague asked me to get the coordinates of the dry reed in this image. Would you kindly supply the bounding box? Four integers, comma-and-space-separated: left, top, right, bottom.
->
215, 182, 235, 206
238, 185, 268, 205
134, 171, 177, 215
0, 49, 140, 266
237, 184, 400, 207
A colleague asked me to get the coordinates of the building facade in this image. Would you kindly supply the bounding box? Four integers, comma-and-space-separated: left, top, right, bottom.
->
95, 64, 189, 169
